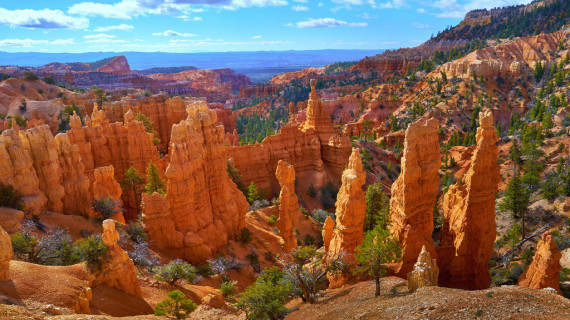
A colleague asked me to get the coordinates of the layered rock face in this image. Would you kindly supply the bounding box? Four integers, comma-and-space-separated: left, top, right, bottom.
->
389, 118, 440, 277
438, 109, 500, 290
0, 128, 46, 215
407, 245, 439, 293
441, 30, 566, 78
55, 133, 93, 216
143, 102, 249, 263
95, 56, 131, 74
518, 232, 562, 294
327, 148, 366, 261
276, 160, 300, 252
98, 93, 188, 152
66, 108, 160, 219
0, 226, 12, 281
94, 220, 142, 298
227, 79, 351, 196
18, 125, 65, 213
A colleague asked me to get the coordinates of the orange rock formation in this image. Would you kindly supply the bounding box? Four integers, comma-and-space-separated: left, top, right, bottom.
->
275, 160, 300, 252
327, 148, 366, 261
322, 216, 335, 253
143, 102, 249, 263
0, 226, 12, 281
438, 109, 500, 290
66, 107, 160, 219
93, 165, 125, 222
227, 79, 350, 197
389, 118, 440, 277
0, 128, 46, 215
18, 125, 65, 213
93, 219, 142, 298
407, 245, 439, 293
518, 232, 562, 294
55, 133, 93, 216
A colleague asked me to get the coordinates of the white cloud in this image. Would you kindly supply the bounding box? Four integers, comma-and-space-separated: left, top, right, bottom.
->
84, 33, 116, 39
332, 0, 406, 9
94, 24, 134, 32
152, 30, 198, 37
193, 17, 203, 20
293, 0, 307, 2
252, 35, 262, 39
292, 5, 309, 11
0, 8, 88, 29
412, 22, 429, 29
69, 0, 288, 19
433, 0, 532, 18
0, 38, 75, 48
294, 18, 368, 28
416, 8, 426, 13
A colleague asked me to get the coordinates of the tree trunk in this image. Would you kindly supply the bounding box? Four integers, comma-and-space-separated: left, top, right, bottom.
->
374, 274, 381, 297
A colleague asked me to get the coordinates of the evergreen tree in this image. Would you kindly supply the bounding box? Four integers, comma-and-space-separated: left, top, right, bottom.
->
122, 166, 145, 217
509, 140, 523, 170
354, 227, 401, 297
499, 171, 530, 240
155, 290, 196, 319
145, 161, 166, 196
247, 181, 262, 204
522, 142, 544, 190
364, 183, 390, 232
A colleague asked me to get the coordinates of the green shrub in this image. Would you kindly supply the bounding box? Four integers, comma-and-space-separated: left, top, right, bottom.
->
125, 222, 148, 244
92, 197, 123, 219
23, 71, 38, 81
42, 77, 55, 85
155, 290, 196, 319
267, 215, 277, 225
307, 185, 317, 198
303, 234, 315, 246
220, 280, 237, 298
0, 182, 24, 210
245, 251, 260, 273
197, 263, 215, 278
237, 267, 294, 320
319, 182, 339, 209
154, 259, 198, 285
239, 227, 252, 244
74, 235, 108, 271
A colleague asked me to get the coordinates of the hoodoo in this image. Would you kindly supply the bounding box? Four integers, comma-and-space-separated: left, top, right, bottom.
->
275, 160, 301, 252
518, 232, 563, 294
327, 148, 366, 261
389, 118, 440, 277
438, 109, 500, 290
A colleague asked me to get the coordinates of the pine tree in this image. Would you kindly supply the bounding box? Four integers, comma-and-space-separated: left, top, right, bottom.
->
247, 181, 261, 204
364, 183, 390, 232
499, 171, 530, 240
145, 161, 166, 196
122, 166, 145, 217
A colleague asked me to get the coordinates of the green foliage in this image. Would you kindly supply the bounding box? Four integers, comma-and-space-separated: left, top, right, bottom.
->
122, 166, 145, 216
285, 245, 347, 304
154, 290, 197, 319
306, 185, 317, 198
235, 107, 288, 144
135, 112, 160, 144
92, 197, 123, 219
246, 181, 266, 204
227, 160, 247, 195
58, 104, 81, 132
246, 251, 260, 272
303, 234, 315, 246
541, 175, 559, 201
221, 280, 237, 298
89, 56, 117, 70
500, 172, 530, 220
364, 183, 390, 232
432, 0, 570, 42
495, 223, 522, 250
154, 259, 198, 285
42, 77, 55, 85
354, 227, 401, 297
91, 86, 106, 106
74, 235, 108, 271
145, 161, 166, 196
237, 267, 295, 320
23, 71, 38, 81
0, 182, 24, 210
11, 233, 39, 260
319, 182, 339, 210
323, 61, 357, 74
522, 142, 544, 190
125, 222, 148, 244
267, 215, 277, 225
239, 227, 252, 244
534, 61, 545, 82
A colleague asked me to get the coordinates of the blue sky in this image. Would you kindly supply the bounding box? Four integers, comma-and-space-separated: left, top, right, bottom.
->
0, 0, 532, 53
